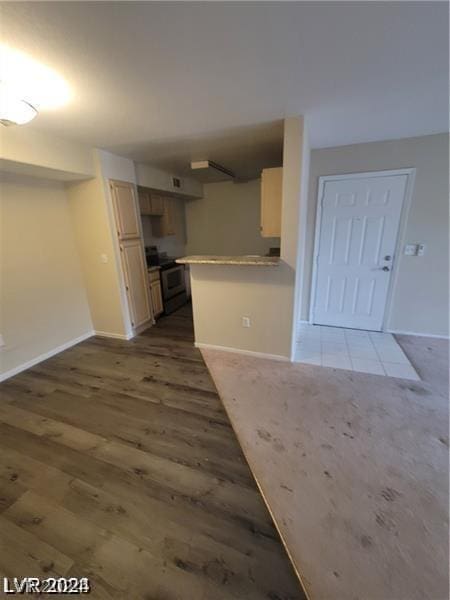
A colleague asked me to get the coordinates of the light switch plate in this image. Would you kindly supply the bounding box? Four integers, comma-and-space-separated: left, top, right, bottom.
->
242, 316, 251, 328
417, 243, 426, 256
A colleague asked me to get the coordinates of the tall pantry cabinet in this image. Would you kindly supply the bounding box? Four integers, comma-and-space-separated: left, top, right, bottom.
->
109, 180, 153, 330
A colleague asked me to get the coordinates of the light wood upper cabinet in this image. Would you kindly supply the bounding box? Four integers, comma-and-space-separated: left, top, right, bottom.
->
137, 187, 177, 237
152, 197, 176, 237
110, 180, 141, 239
138, 189, 165, 217
120, 238, 152, 328
138, 190, 151, 215
150, 194, 165, 216
164, 198, 176, 235
260, 167, 283, 238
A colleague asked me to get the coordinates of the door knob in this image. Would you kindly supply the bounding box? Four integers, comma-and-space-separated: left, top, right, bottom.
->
384, 255, 392, 261
382, 266, 390, 272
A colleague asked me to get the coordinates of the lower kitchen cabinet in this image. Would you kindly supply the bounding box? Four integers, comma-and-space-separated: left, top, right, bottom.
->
149, 270, 164, 317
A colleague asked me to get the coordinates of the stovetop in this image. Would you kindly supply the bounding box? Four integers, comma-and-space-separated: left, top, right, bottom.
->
158, 259, 179, 271
145, 246, 180, 270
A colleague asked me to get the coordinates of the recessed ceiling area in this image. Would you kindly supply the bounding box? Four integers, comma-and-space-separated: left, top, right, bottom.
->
1, 1, 448, 179
114, 121, 284, 181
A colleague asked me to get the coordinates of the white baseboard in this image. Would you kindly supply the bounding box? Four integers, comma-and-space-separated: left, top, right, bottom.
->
388, 329, 449, 340
0, 331, 94, 383
132, 319, 154, 336
94, 330, 133, 340
195, 342, 289, 362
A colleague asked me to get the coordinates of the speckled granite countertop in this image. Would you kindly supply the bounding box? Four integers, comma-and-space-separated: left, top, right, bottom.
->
176, 255, 280, 266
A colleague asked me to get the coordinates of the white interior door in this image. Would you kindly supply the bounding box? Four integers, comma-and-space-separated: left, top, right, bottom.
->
312, 173, 407, 331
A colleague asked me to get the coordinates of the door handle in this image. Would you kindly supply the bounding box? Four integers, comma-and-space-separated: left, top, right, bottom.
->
372, 266, 390, 271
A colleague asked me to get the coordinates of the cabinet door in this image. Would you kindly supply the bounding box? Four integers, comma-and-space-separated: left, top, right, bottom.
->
151, 280, 164, 317
151, 197, 176, 237
163, 197, 176, 235
120, 239, 152, 328
150, 194, 165, 216
138, 191, 151, 215
261, 167, 282, 238
110, 180, 141, 239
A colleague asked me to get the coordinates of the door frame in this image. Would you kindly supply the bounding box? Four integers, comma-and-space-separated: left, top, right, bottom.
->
309, 168, 416, 331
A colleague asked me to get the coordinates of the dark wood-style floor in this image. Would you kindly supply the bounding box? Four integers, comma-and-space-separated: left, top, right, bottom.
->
0, 305, 304, 599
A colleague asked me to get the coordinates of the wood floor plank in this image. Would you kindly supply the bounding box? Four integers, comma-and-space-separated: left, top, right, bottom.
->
12, 390, 251, 486
3, 491, 212, 599
0, 422, 279, 549
0, 304, 305, 599
0, 514, 74, 578
0, 444, 73, 503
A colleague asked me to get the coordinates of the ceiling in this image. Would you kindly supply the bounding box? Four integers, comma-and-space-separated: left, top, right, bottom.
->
1, 2, 448, 179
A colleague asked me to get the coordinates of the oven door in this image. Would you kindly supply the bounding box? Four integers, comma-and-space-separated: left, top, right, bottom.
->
161, 265, 186, 300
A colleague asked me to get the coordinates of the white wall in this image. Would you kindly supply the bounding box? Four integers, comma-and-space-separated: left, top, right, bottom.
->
135, 162, 203, 199
67, 149, 140, 339
66, 174, 129, 339
97, 149, 136, 184
0, 173, 93, 379
185, 179, 280, 256
0, 126, 94, 180
304, 133, 449, 337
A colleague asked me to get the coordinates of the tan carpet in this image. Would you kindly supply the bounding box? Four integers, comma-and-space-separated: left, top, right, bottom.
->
202, 336, 449, 600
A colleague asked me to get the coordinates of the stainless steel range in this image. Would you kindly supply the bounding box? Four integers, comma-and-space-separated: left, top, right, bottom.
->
160, 263, 187, 313
145, 246, 187, 314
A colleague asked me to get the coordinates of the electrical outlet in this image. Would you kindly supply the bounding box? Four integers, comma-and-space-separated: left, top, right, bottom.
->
404, 244, 418, 256
242, 316, 251, 328
100, 253, 109, 263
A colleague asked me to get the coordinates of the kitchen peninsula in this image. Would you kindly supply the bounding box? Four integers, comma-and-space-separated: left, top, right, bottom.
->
177, 253, 294, 360
177, 117, 308, 362
177, 255, 280, 266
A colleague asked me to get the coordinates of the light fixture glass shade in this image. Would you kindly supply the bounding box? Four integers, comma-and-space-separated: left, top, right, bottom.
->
0, 83, 37, 125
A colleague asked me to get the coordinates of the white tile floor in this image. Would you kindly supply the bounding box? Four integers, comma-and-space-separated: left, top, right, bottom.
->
295, 323, 420, 380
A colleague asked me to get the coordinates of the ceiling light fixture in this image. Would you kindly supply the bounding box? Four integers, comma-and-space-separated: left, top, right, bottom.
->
0, 44, 70, 125
0, 82, 37, 125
